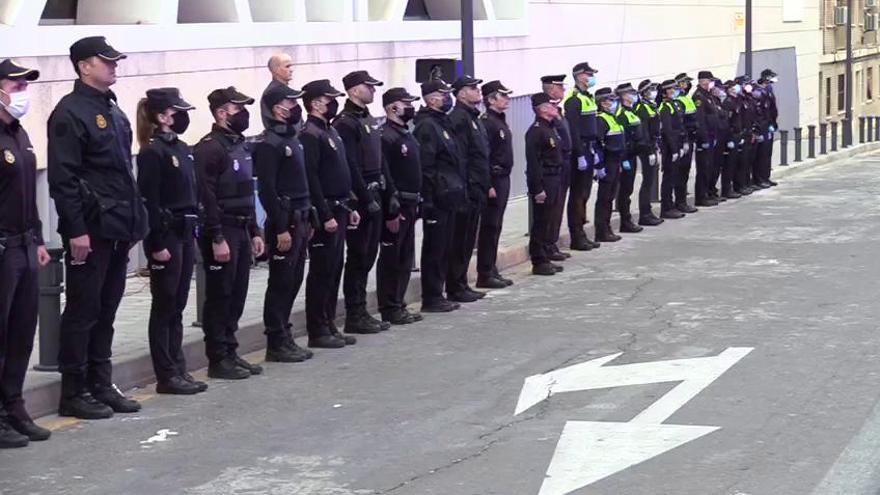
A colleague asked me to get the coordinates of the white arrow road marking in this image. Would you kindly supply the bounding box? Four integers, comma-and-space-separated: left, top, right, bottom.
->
140, 429, 179, 444
515, 347, 754, 495
538, 421, 718, 495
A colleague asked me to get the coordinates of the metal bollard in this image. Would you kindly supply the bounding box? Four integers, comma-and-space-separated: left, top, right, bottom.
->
859, 116, 866, 144
843, 118, 851, 147
192, 248, 205, 327
820, 123, 828, 154
779, 130, 789, 166
794, 127, 803, 162
808, 125, 816, 159
831, 121, 838, 151
875, 117, 880, 141
34, 247, 65, 371
868, 116, 874, 143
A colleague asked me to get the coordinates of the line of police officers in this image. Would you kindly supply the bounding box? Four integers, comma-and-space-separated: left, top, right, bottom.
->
0, 35, 780, 448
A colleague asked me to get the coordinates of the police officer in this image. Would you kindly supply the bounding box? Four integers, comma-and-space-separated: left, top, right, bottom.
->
732, 76, 756, 196
476, 80, 515, 289
526, 93, 565, 276
613, 83, 648, 234
135, 88, 206, 395
719, 79, 744, 199
657, 79, 685, 219
673, 73, 699, 214
194, 86, 265, 379
254, 83, 315, 363
301, 79, 360, 348
260, 52, 296, 129
48, 37, 148, 419
743, 77, 770, 191
755, 68, 779, 188
376, 88, 424, 325
563, 62, 601, 250
334, 70, 392, 334
0, 59, 52, 447
594, 88, 625, 242
447, 75, 490, 303
708, 78, 730, 202
692, 71, 720, 207
634, 80, 663, 225
413, 79, 465, 313
540, 75, 573, 261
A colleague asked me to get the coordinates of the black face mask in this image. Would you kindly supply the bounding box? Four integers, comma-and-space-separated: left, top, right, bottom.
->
325, 99, 339, 120
227, 108, 250, 134
440, 94, 453, 113
170, 111, 190, 135
286, 105, 303, 126
400, 106, 415, 123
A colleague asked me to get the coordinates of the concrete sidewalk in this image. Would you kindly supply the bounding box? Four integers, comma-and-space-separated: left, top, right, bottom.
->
21, 142, 880, 419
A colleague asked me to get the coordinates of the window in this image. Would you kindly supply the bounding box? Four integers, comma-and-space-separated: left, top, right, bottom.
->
826, 75, 832, 116
857, 70, 862, 103
868, 67, 874, 101
405, 0, 430, 19
838, 74, 846, 111
40, 0, 77, 25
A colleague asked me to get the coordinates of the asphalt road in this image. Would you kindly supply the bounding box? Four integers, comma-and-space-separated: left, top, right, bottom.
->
5, 154, 880, 495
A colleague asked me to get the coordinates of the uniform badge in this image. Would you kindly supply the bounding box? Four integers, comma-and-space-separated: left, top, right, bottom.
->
96, 114, 108, 129
233, 159, 240, 172
442, 130, 451, 141
364, 124, 371, 134
3, 150, 14, 165
171, 155, 180, 168
328, 138, 337, 150
284, 146, 293, 157
471, 120, 478, 130
499, 129, 506, 140
549, 137, 556, 148
401, 144, 408, 156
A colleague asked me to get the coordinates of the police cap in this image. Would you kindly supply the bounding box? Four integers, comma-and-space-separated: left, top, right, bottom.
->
572, 62, 598, 75
146, 88, 195, 114
452, 75, 483, 93
615, 83, 637, 95
421, 79, 453, 97
697, 71, 714, 80
208, 86, 255, 111
262, 84, 304, 109
659, 79, 678, 91
638, 79, 658, 93
594, 87, 617, 101
481, 80, 513, 98
531, 93, 558, 108
301, 79, 345, 102
382, 87, 420, 107
69, 36, 126, 66
342, 70, 384, 91
541, 74, 567, 85
0, 59, 39, 81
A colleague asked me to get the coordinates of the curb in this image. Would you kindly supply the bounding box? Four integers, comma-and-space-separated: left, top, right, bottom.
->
22, 143, 876, 419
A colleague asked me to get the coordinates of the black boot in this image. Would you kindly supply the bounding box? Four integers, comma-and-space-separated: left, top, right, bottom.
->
182, 373, 209, 392
532, 263, 557, 276
308, 334, 346, 349
207, 358, 251, 380
0, 416, 28, 448
422, 299, 460, 313
92, 385, 141, 413
233, 356, 263, 375
58, 392, 114, 419
266, 333, 309, 363
345, 308, 383, 334
156, 376, 203, 395
619, 218, 644, 233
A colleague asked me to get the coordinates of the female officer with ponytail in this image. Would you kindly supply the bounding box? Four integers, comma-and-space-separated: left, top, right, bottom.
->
136, 88, 206, 395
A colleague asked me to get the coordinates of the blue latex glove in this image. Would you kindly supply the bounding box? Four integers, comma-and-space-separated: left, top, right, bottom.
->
768, 125, 776, 133
767, 132, 773, 140
701, 142, 711, 150
727, 141, 735, 150
756, 134, 765, 143
622, 160, 632, 171
592, 149, 602, 165
594, 167, 607, 180
577, 155, 588, 171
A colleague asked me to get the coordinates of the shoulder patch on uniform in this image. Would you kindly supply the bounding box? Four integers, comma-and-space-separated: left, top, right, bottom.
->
3, 149, 15, 165
401, 143, 408, 156
499, 129, 506, 140
171, 155, 180, 168
95, 114, 107, 129
284, 145, 293, 157
549, 137, 556, 148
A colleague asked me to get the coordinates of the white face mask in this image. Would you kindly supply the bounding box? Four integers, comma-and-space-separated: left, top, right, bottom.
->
0, 90, 30, 120
646, 90, 658, 101
708, 81, 716, 90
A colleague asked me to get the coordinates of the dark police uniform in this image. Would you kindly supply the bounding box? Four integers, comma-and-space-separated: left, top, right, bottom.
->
194, 87, 261, 378
334, 71, 393, 334
376, 87, 422, 324
301, 79, 355, 348
541, 75, 573, 259
0, 59, 49, 445
413, 80, 466, 313
476, 80, 514, 287
719, 81, 744, 198
254, 84, 313, 362
634, 79, 662, 224
594, 88, 625, 241
657, 81, 685, 217
692, 75, 720, 206
563, 62, 600, 249
447, 75, 490, 302
136, 88, 202, 393
48, 37, 148, 418
755, 72, 778, 187
526, 94, 564, 275
674, 74, 700, 213
735, 77, 759, 195
614, 83, 651, 233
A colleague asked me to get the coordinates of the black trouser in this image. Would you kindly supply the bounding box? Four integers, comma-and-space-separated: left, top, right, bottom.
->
756, 137, 773, 183
637, 153, 656, 218
547, 157, 570, 251
617, 155, 638, 223
568, 159, 595, 241
447, 203, 482, 295
675, 140, 694, 207
0, 241, 38, 418
306, 207, 348, 337
737, 141, 756, 190
421, 206, 456, 306
711, 144, 725, 196
477, 175, 510, 278
694, 144, 714, 202
59, 237, 130, 397
595, 159, 621, 235
660, 148, 679, 212
147, 232, 194, 382
377, 202, 418, 315
200, 224, 251, 364
530, 176, 561, 265
343, 191, 382, 313
721, 146, 740, 195
263, 210, 309, 343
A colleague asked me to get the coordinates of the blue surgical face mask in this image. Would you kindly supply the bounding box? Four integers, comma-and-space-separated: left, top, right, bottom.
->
609, 101, 619, 114
587, 76, 597, 88
734, 84, 742, 95
673, 89, 682, 98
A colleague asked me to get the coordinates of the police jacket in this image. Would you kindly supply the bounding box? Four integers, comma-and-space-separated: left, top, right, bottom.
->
0, 119, 43, 244
721, 97, 744, 146
136, 132, 197, 253
481, 108, 514, 178
616, 104, 653, 157
763, 85, 779, 130
448, 101, 490, 205
194, 124, 258, 241
676, 91, 701, 141
333, 99, 396, 207
525, 116, 563, 195
692, 87, 719, 144
413, 107, 467, 211
253, 121, 310, 235
658, 98, 684, 154
301, 115, 353, 223
563, 87, 599, 159
48, 80, 147, 242
634, 101, 661, 151
597, 110, 626, 160
381, 119, 422, 200
552, 115, 573, 163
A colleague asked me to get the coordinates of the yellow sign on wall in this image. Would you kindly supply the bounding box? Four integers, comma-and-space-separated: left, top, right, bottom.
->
734, 12, 745, 32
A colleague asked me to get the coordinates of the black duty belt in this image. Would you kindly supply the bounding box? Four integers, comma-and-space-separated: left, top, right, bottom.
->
398, 191, 421, 203
0, 230, 36, 255
220, 214, 252, 227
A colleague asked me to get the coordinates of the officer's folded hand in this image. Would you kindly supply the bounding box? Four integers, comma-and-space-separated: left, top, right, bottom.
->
152, 249, 171, 262
682, 143, 690, 154
324, 218, 339, 233
701, 142, 711, 150
367, 200, 382, 215
622, 160, 632, 171
577, 155, 588, 171
349, 210, 361, 228
595, 167, 607, 181
252, 236, 265, 258
672, 152, 679, 161
534, 190, 547, 204
727, 141, 735, 150
69, 234, 91, 263
649, 154, 658, 166
277, 231, 292, 253
213, 240, 231, 263
488, 187, 497, 199
37, 245, 51, 268
386, 215, 402, 234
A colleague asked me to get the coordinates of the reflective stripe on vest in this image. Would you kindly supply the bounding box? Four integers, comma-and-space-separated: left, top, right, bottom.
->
598, 112, 624, 135
637, 102, 657, 118
659, 101, 677, 114
563, 88, 597, 115
677, 95, 697, 114
616, 107, 641, 125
